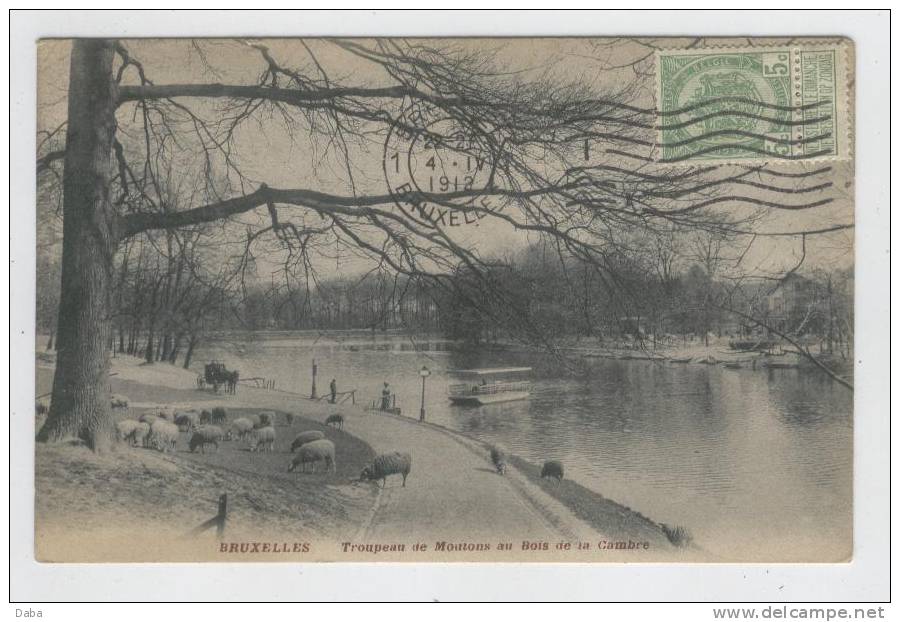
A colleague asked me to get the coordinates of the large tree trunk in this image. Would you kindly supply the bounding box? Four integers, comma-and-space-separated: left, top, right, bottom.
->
37, 40, 119, 452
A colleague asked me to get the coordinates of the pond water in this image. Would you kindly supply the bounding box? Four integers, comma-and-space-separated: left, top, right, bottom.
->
194, 331, 852, 561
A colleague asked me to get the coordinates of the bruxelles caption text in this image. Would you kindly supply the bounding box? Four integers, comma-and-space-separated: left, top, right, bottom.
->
217, 540, 650, 554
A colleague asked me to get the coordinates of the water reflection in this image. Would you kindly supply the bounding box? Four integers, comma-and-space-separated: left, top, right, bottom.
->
196, 333, 852, 560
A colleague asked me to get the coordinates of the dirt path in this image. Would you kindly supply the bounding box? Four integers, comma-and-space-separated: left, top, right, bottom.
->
38, 361, 683, 561
39, 359, 650, 549
218, 386, 585, 543
102, 364, 594, 542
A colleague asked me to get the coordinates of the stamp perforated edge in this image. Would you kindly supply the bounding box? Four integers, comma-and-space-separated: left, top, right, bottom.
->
653, 40, 853, 166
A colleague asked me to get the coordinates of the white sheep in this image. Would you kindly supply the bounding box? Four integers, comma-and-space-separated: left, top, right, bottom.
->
290, 430, 325, 452
131, 422, 151, 447
149, 419, 179, 453
110, 394, 130, 409
139, 412, 162, 426
227, 417, 254, 441
156, 406, 176, 422
189, 425, 224, 453
115, 419, 140, 444
288, 439, 336, 473
249, 425, 276, 452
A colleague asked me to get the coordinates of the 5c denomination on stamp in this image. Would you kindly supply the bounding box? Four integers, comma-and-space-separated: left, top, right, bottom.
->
656, 43, 851, 163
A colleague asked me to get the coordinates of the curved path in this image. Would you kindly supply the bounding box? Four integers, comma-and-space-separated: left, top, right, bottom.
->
101, 359, 602, 544
233, 386, 598, 543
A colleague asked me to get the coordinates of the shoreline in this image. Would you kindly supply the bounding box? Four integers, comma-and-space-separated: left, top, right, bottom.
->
35, 352, 685, 560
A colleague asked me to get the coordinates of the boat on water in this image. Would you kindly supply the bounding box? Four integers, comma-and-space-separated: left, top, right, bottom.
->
447, 367, 533, 405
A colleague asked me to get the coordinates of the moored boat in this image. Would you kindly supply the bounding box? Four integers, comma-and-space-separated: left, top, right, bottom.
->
447, 367, 533, 405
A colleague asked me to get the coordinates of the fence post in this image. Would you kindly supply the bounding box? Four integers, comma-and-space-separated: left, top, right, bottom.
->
216, 493, 227, 540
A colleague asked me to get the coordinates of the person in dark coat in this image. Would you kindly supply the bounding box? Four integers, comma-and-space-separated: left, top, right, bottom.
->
380, 382, 392, 411
330, 378, 337, 404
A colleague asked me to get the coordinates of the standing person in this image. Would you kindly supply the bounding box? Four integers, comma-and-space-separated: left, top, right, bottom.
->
330, 378, 337, 404
380, 382, 391, 411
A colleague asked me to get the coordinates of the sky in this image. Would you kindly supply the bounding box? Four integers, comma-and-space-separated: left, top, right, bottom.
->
36, 37, 854, 284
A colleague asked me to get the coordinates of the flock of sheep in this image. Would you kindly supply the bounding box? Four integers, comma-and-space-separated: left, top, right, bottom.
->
111, 402, 414, 486
113, 406, 337, 473
45, 393, 562, 489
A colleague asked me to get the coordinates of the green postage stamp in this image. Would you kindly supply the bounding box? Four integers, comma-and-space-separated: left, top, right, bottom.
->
657, 44, 851, 162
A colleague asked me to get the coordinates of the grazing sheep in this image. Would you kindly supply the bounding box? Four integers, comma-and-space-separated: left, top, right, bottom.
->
199, 409, 212, 425
489, 444, 508, 475
128, 422, 151, 447
248, 425, 276, 452
155, 406, 175, 421
138, 412, 162, 426
360, 452, 412, 488
325, 414, 344, 429
189, 424, 224, 454
174, 411, 200, 432
256, 411, 275, 428
288, 439, 336, 473
227, 417, 254, 441
540, 460, 564, 484
115, 419, 140, 444
149, 420, 179, 453
290, 430, 325, 453
110, 394, 129, 409
211, 406, 227, 426
246, 413, 261, 429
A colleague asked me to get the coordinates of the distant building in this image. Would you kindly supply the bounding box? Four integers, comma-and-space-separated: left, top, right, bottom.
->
760, 273, 824, 335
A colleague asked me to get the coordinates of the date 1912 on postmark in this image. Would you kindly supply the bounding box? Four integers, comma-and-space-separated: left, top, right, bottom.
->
657, 44, 851, 162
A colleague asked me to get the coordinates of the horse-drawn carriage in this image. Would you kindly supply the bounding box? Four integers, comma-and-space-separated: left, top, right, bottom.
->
202, 360, 239, 394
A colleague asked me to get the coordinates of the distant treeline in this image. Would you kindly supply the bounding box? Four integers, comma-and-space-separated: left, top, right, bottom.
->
38, 232, 853, 366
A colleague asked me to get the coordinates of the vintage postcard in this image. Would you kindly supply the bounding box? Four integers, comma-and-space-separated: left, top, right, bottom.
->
33, 36, 854, 563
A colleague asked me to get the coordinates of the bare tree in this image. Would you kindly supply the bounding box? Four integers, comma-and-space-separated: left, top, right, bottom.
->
36, 38, 851, 450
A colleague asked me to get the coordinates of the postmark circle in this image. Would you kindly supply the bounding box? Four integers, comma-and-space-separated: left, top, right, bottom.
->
383, 103, 505, 228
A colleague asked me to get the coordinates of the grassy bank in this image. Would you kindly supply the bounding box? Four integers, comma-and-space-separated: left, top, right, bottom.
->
35, 357, 682, 557
35, 367, 379, 561
506, 454, 682, 548
371, 406, 680, 549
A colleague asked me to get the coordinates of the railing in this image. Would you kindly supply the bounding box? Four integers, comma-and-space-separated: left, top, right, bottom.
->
448, 381, 533, 397
369, 394, 398, 411
238, 377, 277, 390
315, 389, 356, 405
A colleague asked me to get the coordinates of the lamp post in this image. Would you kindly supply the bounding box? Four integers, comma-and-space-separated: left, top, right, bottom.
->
419, 365, 431, 422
